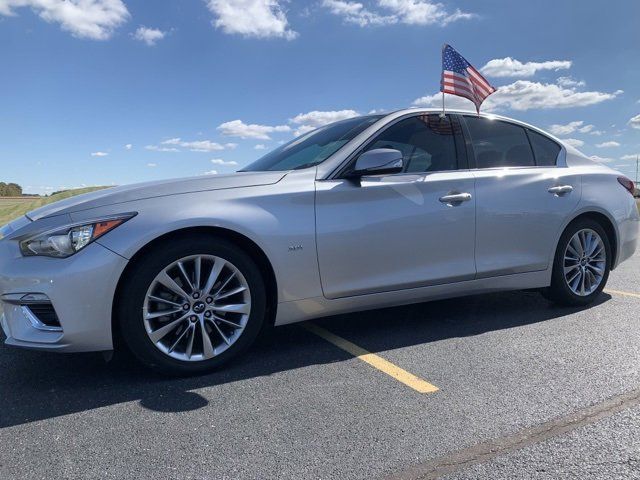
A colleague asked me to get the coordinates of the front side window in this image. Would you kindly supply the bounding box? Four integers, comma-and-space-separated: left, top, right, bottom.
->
527, 129, 561, 166
242, 115, 383, 172
363, 115, 459, 173
465, 116, 535, 168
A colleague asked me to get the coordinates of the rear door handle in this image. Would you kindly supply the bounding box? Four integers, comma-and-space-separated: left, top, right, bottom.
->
439, 192, 472, 205
548, 185, 573, 196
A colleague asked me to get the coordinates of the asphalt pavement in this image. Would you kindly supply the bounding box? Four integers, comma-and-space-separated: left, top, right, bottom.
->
1, 251, 640, 479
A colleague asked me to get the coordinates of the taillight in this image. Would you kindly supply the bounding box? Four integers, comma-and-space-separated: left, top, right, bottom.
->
617, 176, 635, 196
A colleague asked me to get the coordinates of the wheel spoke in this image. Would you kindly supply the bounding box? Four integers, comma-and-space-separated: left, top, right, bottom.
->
214, 284, 245, 302
194, 257, 202, 292
177, 261, 194, 293
145, 308, 182, 320
213, 314, 242, 329
566, 243, 580, 259
148, 295, 183, 308
156, 271, 190, 301
209, 318, 231, 345
199, 320, 215, 358
566, 268, 581, 284
202, 259, 226, 297
185, 324, 196, 358
149, 314, 188, 343
213, 302, 250, 314
168, 323, 192, 353
564, 264, 579, 276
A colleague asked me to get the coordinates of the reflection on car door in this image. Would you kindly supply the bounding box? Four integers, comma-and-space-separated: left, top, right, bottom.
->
315, 114, 477, 299
462, 115, 581, 278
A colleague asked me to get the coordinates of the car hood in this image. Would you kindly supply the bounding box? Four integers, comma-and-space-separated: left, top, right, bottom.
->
26, 171, 286, 221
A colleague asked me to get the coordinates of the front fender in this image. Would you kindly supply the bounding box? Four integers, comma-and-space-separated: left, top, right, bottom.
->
69, 171, 322, 303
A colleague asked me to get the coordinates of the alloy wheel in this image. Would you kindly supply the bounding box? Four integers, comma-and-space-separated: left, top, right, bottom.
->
563, 229, 606, 297
143, 254, 251, 362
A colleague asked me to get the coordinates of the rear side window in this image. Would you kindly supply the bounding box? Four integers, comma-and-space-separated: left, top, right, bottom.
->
465, 116, 535, 168
365, 115, 459, 173
527, 129, 561, 166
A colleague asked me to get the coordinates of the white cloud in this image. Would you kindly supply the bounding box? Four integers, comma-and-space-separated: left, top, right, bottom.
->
217, 119, 291, 140
254, 144, 267, 150
321, 0, 475, 27
590, 155, 614, 163
629, 114, 640, 130
621, 154, 640, 161
595, 141, 620, 148
556, 76, 586, 88
486, 81, 621, 111
204, 169, 218, 175
480, 57, 571, 78
157, 138, 235, 152
145, 145, 179, 152
562, 138, 584, 148
321, 0, 394, 26
206, 0, 297, 39
133, 26, 166, 46
0, 0, 130, 40
413, 79, 621, 112
548, 121, 596, 136
289, 109, 359, 135
147, 162, 157, 167
91, 151, 108, 157
211, 158, 238, 166
125, 143, 132, 150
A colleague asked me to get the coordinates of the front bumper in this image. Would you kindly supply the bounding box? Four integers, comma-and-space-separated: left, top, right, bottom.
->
0, 238, 128, 352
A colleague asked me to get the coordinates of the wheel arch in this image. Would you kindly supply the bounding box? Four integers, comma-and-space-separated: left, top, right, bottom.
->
111, 226, 279, 350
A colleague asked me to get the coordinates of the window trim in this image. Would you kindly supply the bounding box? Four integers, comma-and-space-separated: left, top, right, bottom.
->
331, 113, 467, 180
524, 127, 562, 167
460, 115, 561, 170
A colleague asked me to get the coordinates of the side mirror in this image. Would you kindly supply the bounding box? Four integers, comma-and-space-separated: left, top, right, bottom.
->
350, 148, 404, 177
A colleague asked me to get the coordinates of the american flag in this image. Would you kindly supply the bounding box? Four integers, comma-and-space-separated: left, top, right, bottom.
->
441, 44, 495, 114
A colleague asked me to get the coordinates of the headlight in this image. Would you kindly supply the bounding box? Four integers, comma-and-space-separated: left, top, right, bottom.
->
20, 213, 136, 258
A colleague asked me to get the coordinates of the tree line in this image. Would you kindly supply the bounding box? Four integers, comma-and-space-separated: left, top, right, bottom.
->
0, 182, 23, 197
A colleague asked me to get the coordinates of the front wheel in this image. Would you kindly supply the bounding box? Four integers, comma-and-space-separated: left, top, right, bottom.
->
117, 236, 266, 375
544, 218, 611, 306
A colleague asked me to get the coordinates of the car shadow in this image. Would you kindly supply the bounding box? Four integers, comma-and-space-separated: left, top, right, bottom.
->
0, 290, 611, 428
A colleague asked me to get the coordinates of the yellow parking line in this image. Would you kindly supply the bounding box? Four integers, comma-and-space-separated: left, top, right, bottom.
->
303, 323, 439, 394
605, 289, 640, 299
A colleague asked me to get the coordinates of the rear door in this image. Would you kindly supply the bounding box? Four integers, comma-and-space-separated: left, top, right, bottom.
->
461, 115, 581, 278
315, 114, 477, 299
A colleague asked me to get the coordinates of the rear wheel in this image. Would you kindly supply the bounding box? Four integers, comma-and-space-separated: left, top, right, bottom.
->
117, 236, 266, 375
544, 218, 611, 306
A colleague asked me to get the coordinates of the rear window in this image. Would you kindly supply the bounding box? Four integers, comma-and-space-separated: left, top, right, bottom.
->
527, 129, 561, 166
464, 116, 535, 168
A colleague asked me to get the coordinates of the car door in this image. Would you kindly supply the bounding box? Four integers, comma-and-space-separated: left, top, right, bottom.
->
461, 115, 582, 278
315, 114, 477, 299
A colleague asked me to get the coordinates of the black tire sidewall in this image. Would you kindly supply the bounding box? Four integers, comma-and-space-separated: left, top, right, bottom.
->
549, 218, 611, 306
117, 235, 266, 375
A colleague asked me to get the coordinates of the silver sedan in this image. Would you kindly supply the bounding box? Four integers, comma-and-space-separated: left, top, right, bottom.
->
1, 109, 638, 375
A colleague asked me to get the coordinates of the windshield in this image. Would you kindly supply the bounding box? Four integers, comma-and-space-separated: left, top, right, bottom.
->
241, 115, 384, 172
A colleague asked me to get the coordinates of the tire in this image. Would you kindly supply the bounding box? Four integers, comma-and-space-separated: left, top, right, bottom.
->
544, 218, 611, 307
117, 235, 267, 376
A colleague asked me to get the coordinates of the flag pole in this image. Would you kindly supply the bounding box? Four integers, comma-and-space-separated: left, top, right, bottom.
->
440, 44, 446, 118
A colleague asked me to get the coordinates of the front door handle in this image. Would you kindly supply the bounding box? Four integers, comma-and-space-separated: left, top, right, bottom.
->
439, 192, 472, 205
548, 185, 573, 196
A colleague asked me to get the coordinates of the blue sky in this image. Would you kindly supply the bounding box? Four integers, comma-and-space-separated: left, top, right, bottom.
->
1, 0, 638, 194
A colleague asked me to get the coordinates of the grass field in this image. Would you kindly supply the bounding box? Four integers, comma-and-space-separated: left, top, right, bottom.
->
0, 187, 108, 225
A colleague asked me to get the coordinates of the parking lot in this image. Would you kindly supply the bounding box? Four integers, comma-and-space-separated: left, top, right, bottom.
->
1, 250, 639, 479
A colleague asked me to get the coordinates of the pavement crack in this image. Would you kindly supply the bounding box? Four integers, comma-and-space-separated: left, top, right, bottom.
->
382, 387, 640, 480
